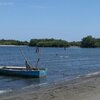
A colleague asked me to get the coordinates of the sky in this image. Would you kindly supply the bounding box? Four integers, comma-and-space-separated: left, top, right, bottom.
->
0, 0, 100, 41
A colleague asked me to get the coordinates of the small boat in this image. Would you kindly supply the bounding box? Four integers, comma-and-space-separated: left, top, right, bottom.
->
0, 47, 47, 78
0, 66, 47, 78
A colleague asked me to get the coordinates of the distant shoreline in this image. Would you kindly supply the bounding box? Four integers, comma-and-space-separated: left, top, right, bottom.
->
0, 44, 81, 48
0, 45, 17, 46
0, 35, 100, 48
0, 45, 27, 47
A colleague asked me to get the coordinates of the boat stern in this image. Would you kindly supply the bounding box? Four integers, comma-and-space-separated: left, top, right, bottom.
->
39, 68, 47, 78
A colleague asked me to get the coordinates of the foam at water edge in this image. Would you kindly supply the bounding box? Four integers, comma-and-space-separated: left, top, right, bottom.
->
22, 83, 48, 90
0, 89, 12, 94
86, 71, 100, 77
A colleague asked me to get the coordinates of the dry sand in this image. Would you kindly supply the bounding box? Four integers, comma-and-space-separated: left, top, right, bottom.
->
1, 74, 100, 100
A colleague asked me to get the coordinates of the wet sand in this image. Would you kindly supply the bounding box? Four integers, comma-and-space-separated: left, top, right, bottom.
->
0, 74, 100, 100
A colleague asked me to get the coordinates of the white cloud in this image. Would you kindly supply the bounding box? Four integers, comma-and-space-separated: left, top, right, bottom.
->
0, 2, 14, 6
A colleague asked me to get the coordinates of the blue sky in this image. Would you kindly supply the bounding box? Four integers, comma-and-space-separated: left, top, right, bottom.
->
0, 0, 100, 41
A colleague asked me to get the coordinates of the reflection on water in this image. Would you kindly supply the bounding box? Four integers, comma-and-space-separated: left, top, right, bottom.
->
0, 75, 47, 90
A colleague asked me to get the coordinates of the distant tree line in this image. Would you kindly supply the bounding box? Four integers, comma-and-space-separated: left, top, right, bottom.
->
0, 35, 100, 48
29, 38, 70, 47
0, 39, 28, 45
81, 35, 100, 48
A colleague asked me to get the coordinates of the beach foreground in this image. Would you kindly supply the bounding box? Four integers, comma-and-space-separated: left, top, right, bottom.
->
1, 74, 100, 100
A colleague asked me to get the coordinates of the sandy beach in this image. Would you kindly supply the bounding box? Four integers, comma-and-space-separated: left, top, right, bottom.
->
0, 73, 100, 100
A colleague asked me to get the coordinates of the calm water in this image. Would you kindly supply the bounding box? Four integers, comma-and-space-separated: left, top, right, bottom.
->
0, 46, 100, 92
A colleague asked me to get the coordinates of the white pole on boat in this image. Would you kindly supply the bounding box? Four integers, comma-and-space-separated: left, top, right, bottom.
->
35, 47, 40, 68
19, 47, 28, 62
19, 47, 32, 70
35, 58, 40, 68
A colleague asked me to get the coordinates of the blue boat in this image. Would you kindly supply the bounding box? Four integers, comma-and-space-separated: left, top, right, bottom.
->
0, 47, 47, 78
0, 66, 47, 78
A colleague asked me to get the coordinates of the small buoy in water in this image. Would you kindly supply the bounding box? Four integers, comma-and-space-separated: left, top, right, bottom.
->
56, 54, 58, 56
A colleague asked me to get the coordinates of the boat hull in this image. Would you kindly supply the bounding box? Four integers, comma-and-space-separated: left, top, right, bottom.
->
0, 67, 47, 78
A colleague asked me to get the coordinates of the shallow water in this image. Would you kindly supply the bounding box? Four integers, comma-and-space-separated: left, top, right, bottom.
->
0, 46, 100, 92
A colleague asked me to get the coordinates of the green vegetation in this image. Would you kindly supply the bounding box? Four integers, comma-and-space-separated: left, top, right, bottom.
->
0, 35, 100, 48
29, 39, 70, 47
70, 41, 81, 47
81, 35, 100, 48
0, 39, 28, 45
